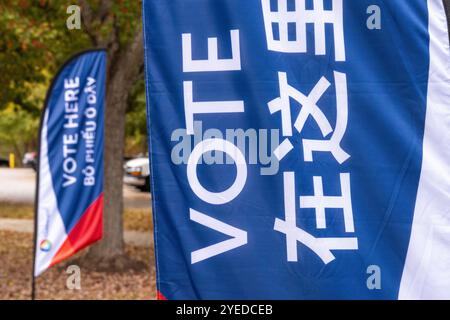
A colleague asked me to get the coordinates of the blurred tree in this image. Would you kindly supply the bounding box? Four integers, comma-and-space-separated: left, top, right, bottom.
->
0, 104, 39, 160
125, 78, 148, 157
0, 0, 90, 114
77, 0, 145, 266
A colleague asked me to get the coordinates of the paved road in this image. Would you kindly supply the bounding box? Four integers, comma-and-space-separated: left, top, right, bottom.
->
0, 168, 150, 209
0, 218, 153, 248
0, 169, 35, 203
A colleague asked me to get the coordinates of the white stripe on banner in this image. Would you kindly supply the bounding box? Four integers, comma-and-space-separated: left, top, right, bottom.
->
399, 0, 450, 299
34, 110, 68, 276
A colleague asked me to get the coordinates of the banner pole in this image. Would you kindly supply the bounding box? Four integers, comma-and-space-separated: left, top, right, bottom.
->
31, 48, 50, 300
32, 178, 38, 301
31, 111, 42, 301
31, 275, 36, 300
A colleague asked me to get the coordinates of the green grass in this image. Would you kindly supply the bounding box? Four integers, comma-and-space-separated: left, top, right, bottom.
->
0, 202, 153, 232
0, 203, 34, 219
124, 207, 153, 232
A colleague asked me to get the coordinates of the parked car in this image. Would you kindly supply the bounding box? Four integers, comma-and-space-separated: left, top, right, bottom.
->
123, 157, 151, 192
23, 152, 37, 171
0, 157, 9, 167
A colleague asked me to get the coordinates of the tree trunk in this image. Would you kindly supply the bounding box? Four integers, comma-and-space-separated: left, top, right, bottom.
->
87, 72, 128, 259
85, 25, 144, 265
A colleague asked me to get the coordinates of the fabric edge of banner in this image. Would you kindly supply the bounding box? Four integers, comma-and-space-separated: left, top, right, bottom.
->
141, 0, 166, 300
398, 0, 450, 300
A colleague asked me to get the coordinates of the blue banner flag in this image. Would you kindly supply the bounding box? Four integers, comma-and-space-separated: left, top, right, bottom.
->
34, 49, 106, 277
143, 1, 450, 299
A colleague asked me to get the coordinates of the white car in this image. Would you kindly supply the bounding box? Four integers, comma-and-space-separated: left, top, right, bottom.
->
123, 157, 151, 192
23, 151, 37, 171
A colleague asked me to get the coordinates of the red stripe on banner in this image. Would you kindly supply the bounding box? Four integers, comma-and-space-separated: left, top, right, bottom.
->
50, 193, 104, 267
157, 291, 168, 300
